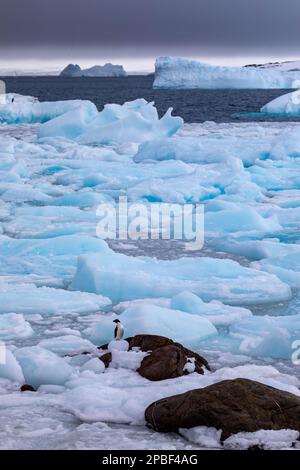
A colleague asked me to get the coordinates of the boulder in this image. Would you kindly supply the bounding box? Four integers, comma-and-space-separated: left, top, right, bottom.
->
137, 345, 187, 381
20, 384, 36, 392
99, 352, 112, 368
145, 378, 300, 440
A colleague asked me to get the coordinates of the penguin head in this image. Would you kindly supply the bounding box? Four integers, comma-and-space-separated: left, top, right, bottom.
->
113, 319, 120, 323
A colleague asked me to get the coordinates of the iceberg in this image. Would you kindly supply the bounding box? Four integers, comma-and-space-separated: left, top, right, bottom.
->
0, 95, 97, 125
38, 98, 183, 144
261, 90, 300, 115
153, 57, 300, 89
60, 63, 127, 77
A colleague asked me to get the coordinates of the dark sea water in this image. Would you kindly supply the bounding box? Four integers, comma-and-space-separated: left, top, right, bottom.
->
2, 75, 300, 123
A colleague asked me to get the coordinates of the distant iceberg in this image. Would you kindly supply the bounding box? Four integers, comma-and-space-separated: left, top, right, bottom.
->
153, 56, 300, 89
261, 89, 300, 115
60, 63, 127, 77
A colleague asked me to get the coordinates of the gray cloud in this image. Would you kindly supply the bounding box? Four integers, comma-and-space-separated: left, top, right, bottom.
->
1, 0, 300, 58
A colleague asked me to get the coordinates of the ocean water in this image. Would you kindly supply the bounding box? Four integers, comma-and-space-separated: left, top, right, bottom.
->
2, 75, 300, 123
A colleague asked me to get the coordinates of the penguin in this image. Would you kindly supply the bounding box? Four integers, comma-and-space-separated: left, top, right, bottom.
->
11, 97, 14, 103
113, 319, 124, 341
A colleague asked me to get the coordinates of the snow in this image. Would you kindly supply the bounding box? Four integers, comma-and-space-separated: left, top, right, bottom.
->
153, 56, 300, 89
224, 429, 300, 450
0, 349, 25, 383
261, 90, 300, 115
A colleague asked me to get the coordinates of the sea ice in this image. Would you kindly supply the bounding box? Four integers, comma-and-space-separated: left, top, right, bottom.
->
0, 284, 111, 316
38, 335, 96, 356
71, 248, 291, 305
0, 313, 34, 341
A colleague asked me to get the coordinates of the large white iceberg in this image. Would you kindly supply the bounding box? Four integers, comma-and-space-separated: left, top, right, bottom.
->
261, 90, 300, 115
153, 57, 300, 89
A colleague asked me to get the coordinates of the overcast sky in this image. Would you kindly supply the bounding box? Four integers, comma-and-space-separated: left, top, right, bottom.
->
1, 0, 300, 71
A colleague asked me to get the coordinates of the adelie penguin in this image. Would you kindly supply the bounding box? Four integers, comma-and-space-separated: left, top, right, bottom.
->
113, 319, 124, 341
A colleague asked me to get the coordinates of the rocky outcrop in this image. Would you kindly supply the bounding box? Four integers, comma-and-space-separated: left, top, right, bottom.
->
98, 334, 210, 380
145, 378, 300, 440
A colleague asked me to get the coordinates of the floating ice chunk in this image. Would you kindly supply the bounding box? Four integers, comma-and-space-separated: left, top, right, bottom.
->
261, 90, 300, 115
0, 284, 111, 316
80, 357, 105, 374
252, 252, 300, 288
153, 57, 300, 89
0, 349, 25, 383
224, 429, 300, 450
205, 207, 281, 235
0, 313, 34, 341
171, 291, 252, 327
49, 191, 111, 208
0, 95, 96, 124
38, 102, 98, 140
119, 304, 218, 349
230, 314, 300, 359
71, 248, 291, 305
14, 346, 74, 389
38, 335, 96, 356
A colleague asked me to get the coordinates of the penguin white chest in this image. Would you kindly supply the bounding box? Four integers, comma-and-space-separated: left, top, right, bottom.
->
114, 323, 124, 340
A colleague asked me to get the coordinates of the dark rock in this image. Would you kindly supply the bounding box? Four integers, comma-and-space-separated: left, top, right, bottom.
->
137, 345, 187, 381
145, 378, 300, 440
99, 352, 112, 368
98, 334, 210, 377
20, 384, 36, 392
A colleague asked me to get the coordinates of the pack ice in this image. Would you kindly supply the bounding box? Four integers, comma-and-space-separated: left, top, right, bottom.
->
0, 94, 300, 449
153, 56, 300, 89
